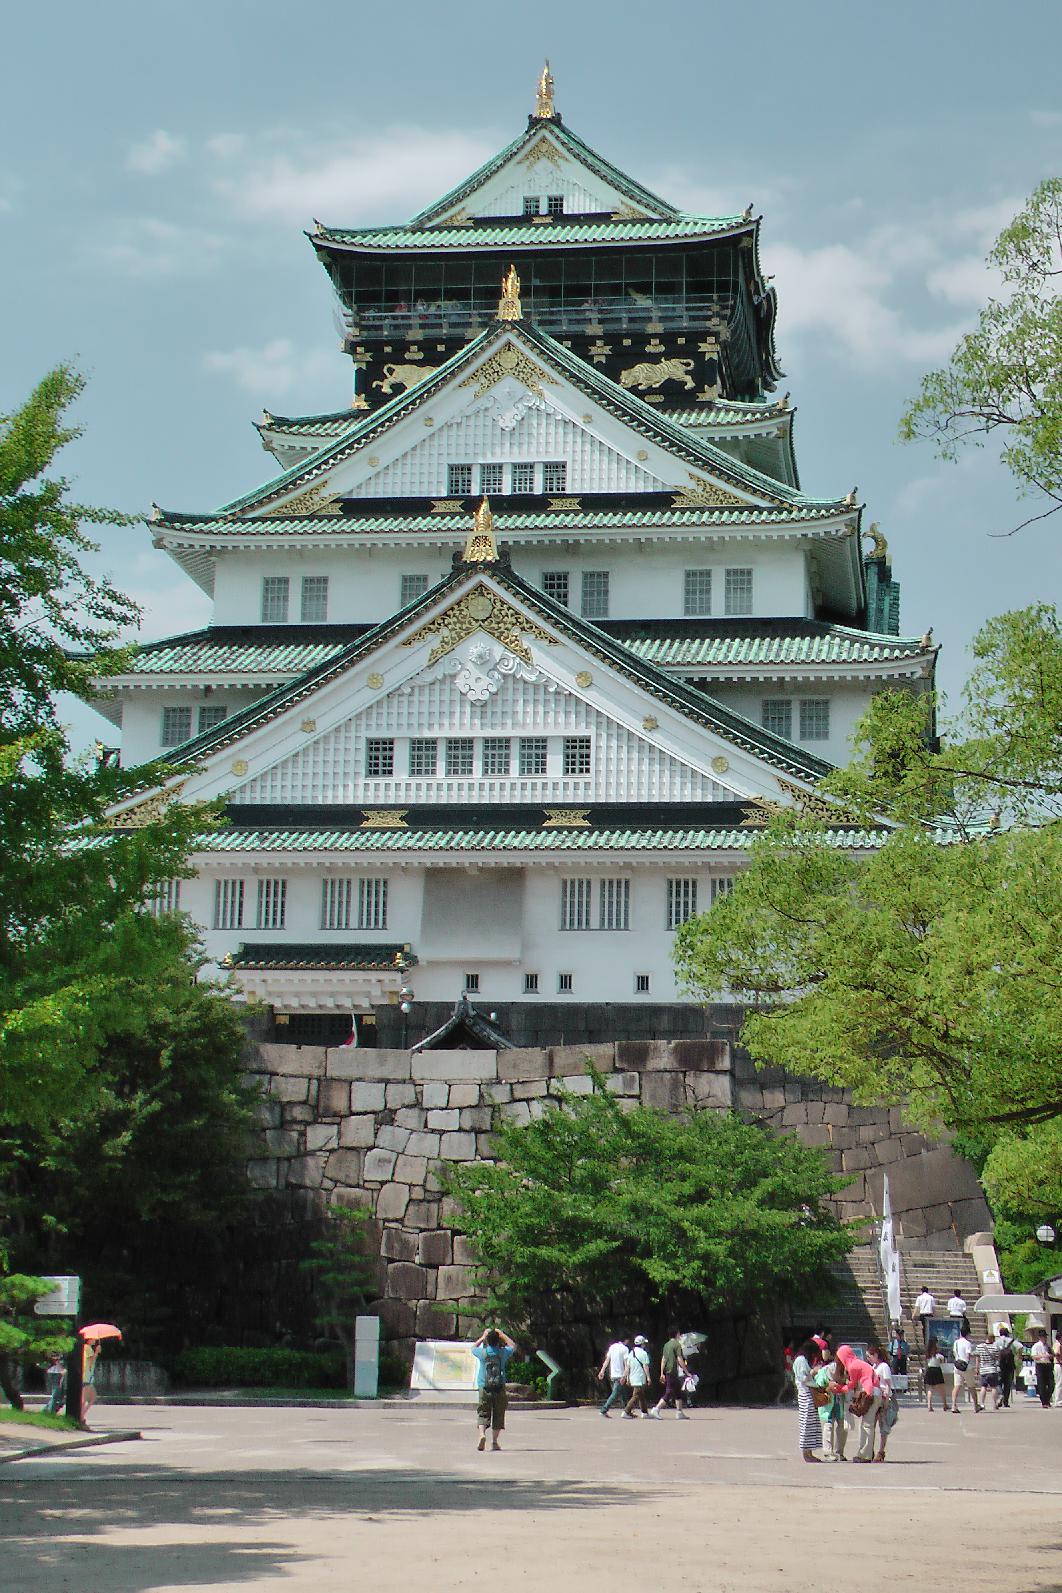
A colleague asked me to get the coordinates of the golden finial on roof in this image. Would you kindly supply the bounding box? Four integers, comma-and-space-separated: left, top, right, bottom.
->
497, 265, 522, 321
535, 60, 556, 119
863, 522, 889, 558
464, 499, 499, 563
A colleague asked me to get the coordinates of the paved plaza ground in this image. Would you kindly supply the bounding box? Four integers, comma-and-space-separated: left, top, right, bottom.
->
2, 1399, 1060, 1593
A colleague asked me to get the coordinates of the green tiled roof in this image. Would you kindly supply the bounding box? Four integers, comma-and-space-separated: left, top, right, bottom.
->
229, 941, 409, 971
619, 626, 927, 668
125, 632, 354, 676
313, 216, 746, 253
258, 408, 354, 438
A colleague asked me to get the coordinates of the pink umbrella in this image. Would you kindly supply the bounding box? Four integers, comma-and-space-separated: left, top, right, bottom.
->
79, 1323, 122, 1340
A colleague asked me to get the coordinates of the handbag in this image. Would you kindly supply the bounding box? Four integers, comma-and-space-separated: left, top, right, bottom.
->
811, 1385, 833, 1408
849, 1388, 872, 1417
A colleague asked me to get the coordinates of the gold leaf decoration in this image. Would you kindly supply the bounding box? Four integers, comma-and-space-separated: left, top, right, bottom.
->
431, 499, 465, 513
366, 672, 384, 689
105, 782, 187, 829
740, 796, 785, 827
232, 759, 249, 777
776, 776, 855, 823
361, 809, 408, 829
463, 499, 499, 563
547, 497, 581, 511
543, 808, 591, 828
642, 716, 659, 731
263, 482, 341, 517
711, 755, 730, 775
671, 472, 750, 510
459, 341, 558, 399
300, 719, 316, 733
402, 583, 556, 666
520, 135, 563, 168
575, 670, 593, 688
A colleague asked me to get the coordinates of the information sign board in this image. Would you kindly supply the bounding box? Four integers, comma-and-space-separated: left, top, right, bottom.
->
33, 1276, 81, 1316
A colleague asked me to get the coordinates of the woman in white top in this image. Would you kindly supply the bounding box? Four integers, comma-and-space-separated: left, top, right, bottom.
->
792, 1339, 823, 1462
867, 1345, 894, 1461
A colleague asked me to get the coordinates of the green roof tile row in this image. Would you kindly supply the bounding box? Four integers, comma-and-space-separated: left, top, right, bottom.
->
260, 398, 790, 440
193, 824, 898, 854
313, 216, 746, 252
126, 636, 347, 675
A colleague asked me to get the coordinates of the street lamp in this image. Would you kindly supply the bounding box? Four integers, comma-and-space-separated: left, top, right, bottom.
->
1036, 1224, 1056, 1245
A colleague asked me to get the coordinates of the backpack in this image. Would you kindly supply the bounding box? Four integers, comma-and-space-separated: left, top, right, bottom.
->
482, 1351, 506, 1393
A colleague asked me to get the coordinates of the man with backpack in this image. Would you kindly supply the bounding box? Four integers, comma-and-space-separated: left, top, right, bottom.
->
471, 1326, 517, 1451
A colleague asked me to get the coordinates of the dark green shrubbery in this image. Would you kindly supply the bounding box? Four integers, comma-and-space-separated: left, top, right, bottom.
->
173, 1346, 345, 1389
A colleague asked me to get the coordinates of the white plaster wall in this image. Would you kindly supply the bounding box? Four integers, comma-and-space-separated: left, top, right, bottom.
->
119, 687, 270, 766
708, 680, 879, 765
439, 154, 625, 220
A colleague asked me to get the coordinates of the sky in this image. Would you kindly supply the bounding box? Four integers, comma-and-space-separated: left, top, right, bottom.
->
3, 0, 1061, 750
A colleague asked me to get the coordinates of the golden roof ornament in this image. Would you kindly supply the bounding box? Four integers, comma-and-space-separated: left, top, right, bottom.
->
464, 498, 499, 563
535, 60, 556, 120
497, 265, 522, 322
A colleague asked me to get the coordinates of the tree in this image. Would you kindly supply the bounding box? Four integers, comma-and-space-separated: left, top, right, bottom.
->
439, 1076, 850, 1335
900, 178, 1062, 533
300, 1206, 375, 1390
0, 1272, 74, 1411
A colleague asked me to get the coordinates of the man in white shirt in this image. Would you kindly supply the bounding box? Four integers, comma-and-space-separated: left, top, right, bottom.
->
598, 1334, 630, 1417
623, 1335, 653, 1417
913, 1287, 935, 1344
947, 1292, 968, 1324
950, 1331, 980, 1412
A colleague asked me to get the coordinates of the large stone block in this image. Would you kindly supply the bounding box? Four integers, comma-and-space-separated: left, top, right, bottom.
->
460, 1107, 495, 1131
887, 1145, 986, 1216
287, 1153, 326, 1188
386, 1261, 429, 1300
305, 1124, 339, 1153
252, 1099, 283, 1128
481, 1081, 512, 1105
331, 1185, 374, 1213
412, 1051, 498, 1083
782, 1103, 809, 1127
377, 1182, 410, 1221
376, 1124, 411, 1154
256, 1042, 327, 1078
416, 1229, 452, 1266
475, 1133, 498, 1158
386, 1082, 417, 1108
405, 1130, 441, 1158
327, 1048, 412, 1082
350, 1082, 386, 1113
687, 1072, 731, 1108
499, 1100, 531, 1126
416, 1300, 456, 1337
551, 1042, 614, 1076
324, 1148, 364, 1185
339, 1115, 376, 1148
270, 1075, 309, 1103
427, 1108, 461, 1131
317, 1079, 350, 1117
421, 1082, 450, 1109
497, 1047, 550, 1082
407, 1200, 440, 1229
640, 1072, 685, 1112
363, 1148, 398, 1182
291, 1188, 326, 1222
437, 1264, 474, 1299
822, 1104, 849, 1127
841, 1146, 873, 1171
373, 1297, 418, 1337
394, 1153, 428, 1186
669, 1039, 730, 1073
395, 1106, 427, 1130
453, 1235, 477, 1265
440, 1131, 477, 1160
448, 1084, 481, 1107
381, 1227, 418, 1262
761, 1088, 786, 1109
549, 1074, 594, 1096
284, 1103, 315, 1124
875, 1138, 903, 1164
263, 1128, 301, 1157
605, 1072, 641, 1097
246, 1158, 280, 1189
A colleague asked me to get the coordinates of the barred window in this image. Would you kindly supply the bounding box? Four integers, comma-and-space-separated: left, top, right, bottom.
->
598, 877, 630, 931
464, 971, 480, 992
547, 194, 565, 216
261, 576, 290, 623
518, 736, 548, 776
400, 572, 430, 606
635, 973, 651, 993
581, 570, 610, 618
563, 736, 591, 776
542, 570, 569, 606
321, 877, 353, 930
358, 877, 388, 930
447, 463, 473, 496
197, 705, 228, 734
542, 460, 567, 493
445, 737, 474, 777
365, 738, 394, 777
522, 196, 540, 216
761, 699, 792, 739
146, 878, 182, 917
408, 737, 437, 777
710, 876, 735, 904
560, 878, 592, 930
724, 567, 753, 616
257, 876, 287, 930
666, 877, 698, 929
524, 972, 540, 993
301, 575, 329, 622
511, 462, 536, 494
558, 971, 573, 992
799, 698, 831, 740
161, 706, 192, 746
683, 568, 712, 616
213, 877, 245, 930
482, 737, 511, 776
480, 463, 503, 495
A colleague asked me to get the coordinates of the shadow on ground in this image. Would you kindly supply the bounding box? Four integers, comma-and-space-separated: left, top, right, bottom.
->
0, 1466, 642, 1592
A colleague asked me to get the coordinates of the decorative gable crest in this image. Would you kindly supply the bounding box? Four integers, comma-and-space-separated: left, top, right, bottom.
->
402, 584, 556, 666
671, 472, 751, 510
263, 481, 341, 517
459, 341, 557, 399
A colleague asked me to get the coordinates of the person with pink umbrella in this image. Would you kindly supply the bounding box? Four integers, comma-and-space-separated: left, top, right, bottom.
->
78, 1323, 121, 1425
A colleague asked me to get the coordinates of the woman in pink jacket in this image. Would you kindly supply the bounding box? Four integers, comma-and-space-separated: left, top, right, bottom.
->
833, 1344, 880, 1463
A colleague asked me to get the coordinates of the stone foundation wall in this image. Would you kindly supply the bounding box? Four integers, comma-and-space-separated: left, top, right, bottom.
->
242, 1032, 990, 1365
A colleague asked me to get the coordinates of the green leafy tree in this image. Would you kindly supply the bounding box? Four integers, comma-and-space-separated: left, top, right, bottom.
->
900, 178, 1062, 533
0, 1272, 74, 1410
300, 1207, 375, 1391
439, 1076, 850, 1334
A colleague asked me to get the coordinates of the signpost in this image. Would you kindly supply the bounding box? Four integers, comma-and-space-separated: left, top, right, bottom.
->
31, 1275, 83, 1424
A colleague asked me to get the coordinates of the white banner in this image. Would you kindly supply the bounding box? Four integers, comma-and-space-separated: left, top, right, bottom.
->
879, 1175, 903, 1323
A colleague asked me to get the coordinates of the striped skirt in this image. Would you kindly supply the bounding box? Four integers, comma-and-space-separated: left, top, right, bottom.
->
797, 1386, 820, 1451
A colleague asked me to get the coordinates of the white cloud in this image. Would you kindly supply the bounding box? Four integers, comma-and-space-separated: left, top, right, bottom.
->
204, 132, 249, 161
127, 129, 187, 176
212, 126, 496, 224
93, 217, 227, 277
203, 337, 334, 397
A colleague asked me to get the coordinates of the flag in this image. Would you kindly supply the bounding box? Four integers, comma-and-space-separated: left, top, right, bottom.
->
879, 1173, 903, 1322
340, 1014, 359, 1048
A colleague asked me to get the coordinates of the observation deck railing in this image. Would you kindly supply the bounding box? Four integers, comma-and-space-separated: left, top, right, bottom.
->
344, 293, 732, 344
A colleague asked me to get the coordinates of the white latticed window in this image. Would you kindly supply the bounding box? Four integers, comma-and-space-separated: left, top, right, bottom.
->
261, 576, 290, 622
321, 877, 353, 930
635, 973, 651, 993
257, 877, 287, 929
799, 699, 831, 740
519, 736, 548, 776
710, 876, 735, 904
401, 573, 430, 606
563, 736, 591, 776
542, 461, 567, 492
464, 971, 480, 992
448, 463, 473, 496
214, 878, 245, 930
511, 462, 536, 494
480, 463, 503, 494
666, 877, 698, 929
358, 877, 388, 930
161, 706, 192, 747
724, 567, 753, 616
761, 699, 792, 738
558, 971, 573, 992
300, 576, 329, 622
524, 972, 540, 993
560, 878, 592, 930
146, 878, 182, 917
683, 569, 712, 616
581, 570, 610, 618
522, 196, 540, 216
445, 738, 474, 776
482, 737, 511, 775
598, 877, 630, 931
409, 738, 437, 776
365, 738, 394, 777
542, 570, 569, 606
197, 705, 228, 734
547, 195, 565, 216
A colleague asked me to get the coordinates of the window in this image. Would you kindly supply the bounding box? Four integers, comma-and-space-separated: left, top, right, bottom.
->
257, 876, 287, 929
161, 706, 192, 746
667, 877, 698, 929
519, 736, 548, 776
761, 699, 792, 739
524, 972, 540, 993
197, 705, 228, 734
563, 736, 591, 776
464, 971, 480, 992
558, 971, 573, 993
799, 698, 831, 741
522, 196, 540, 216
683, 569, 712, 617
321, 877, 353, 930
542, 570, 570, 606
542, 461, 567, 493
358, 877, 388, 930
560, 878, 592, 930
213, 877, 245, 930
301, 575, 329, 622
511, 462, 536, 494
261, 575, 290, 623
146, 879, 181, 917
409, 737, 437, 777
581, 570, 610, 618
401, 572, 430, 606
482, 737, 511, 776
546, 194, 565, 216
724, 567, 753, 616
448, 463, 473, 496
599, 877, 630, 931
365, 738, 395, 777
710, 876, 735, 904
445, 737, 474, 776
635, 973, 651, 994
480, 463, 503, 495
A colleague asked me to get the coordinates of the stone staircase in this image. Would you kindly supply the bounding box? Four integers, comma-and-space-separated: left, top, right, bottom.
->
897, 1249, 993, 1383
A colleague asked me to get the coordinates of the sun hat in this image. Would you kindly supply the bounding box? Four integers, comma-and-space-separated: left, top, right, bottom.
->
634, 1335, 648, 1346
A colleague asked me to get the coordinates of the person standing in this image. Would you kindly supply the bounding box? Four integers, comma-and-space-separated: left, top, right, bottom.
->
648, 1327, 690, 1420
623, 1335, 652, 1417
776, 1337, 796, 1406
813, 1353, 847, 1462
996, 1326, 1016, 1408
1032, 1331, 1054, 1407
924, 1337, 947, 1411
888, 1324, 909, 1377
792, 1339, 824, 1463
950, 1329, 980, 1413
913, 1286, 936, 1345
598, 1333, 630, 1418
947, 1290, 969, 1334
834, 1343, 879, 1462
1052, 1329, 1062, 1409
81, 1339, 102, 1426
866, 1345, 895, 1462
471, 1327, 516, 1452
975, 1331, 1002, 1411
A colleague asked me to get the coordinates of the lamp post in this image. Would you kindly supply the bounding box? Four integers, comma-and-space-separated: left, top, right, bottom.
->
1036, 1225, 1056, 1246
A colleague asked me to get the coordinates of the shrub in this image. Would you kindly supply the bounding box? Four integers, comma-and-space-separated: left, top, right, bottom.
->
173, 1346, 345, 1389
